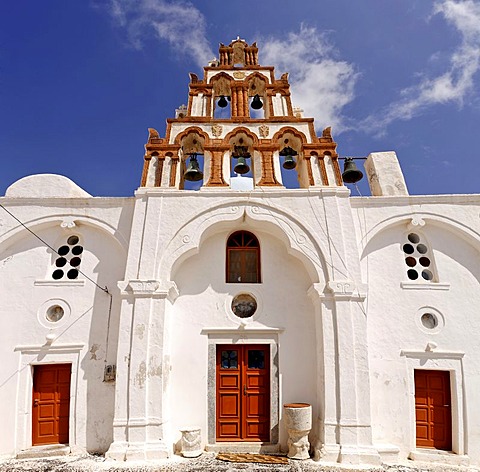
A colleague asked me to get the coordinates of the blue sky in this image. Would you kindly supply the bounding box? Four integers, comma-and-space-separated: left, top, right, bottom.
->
1, 0, 479, 196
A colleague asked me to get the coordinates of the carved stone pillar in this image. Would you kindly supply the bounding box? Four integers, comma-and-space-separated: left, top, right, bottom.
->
205, 149, 227, 187
154, 155, 165, 187
106, 280, 178, 461
308, 282, 381, 465
141, 154, 152, 187
258, 149, 281, 186
170, 157, 179, 187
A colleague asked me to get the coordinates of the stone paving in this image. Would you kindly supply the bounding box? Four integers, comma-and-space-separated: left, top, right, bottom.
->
0, 453, 479, 472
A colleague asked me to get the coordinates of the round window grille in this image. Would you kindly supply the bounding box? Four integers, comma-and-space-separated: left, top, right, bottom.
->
52, 235, 83, 280
231, 293, 257, 319
46, 305, 64, 323
403, 233, 435, 282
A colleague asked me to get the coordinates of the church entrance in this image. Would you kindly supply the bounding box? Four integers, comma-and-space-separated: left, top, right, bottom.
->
216, 345, 270, 441
32, 364, 71, 446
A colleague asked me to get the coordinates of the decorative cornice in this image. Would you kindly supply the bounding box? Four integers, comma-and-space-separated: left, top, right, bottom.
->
119, 279, 179, 302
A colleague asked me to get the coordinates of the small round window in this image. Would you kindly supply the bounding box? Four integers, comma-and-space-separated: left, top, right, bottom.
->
231, 293, 257, 319
421, 313, 438, 330
46, 305, 64, 323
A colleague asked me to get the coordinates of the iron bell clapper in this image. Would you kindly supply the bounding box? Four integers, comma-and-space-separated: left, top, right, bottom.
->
251, 94, 263, 110
342, 157, 363, 184
279, 146, 298, 170
217, 95, 228, 108
184, 154, 203, 182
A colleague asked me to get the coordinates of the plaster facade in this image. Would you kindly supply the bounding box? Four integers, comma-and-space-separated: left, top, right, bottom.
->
0, 39, 479, 467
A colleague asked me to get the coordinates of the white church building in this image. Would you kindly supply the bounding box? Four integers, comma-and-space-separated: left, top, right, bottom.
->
1, 39, 479, 467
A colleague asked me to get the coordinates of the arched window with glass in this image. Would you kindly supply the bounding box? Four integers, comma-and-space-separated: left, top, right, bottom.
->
226, 231, 261, 283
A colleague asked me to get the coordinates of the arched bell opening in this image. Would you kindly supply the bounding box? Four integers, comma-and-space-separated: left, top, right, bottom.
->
212, 74, 233, 119
248, 74, 267, 119
228, 133, 255, 190
276, 134, 305, 189
180, 132, 206, 190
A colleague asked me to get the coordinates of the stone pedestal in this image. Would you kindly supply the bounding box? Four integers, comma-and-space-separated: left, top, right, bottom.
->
180, 427, 202, 458
284, 403, 312, 460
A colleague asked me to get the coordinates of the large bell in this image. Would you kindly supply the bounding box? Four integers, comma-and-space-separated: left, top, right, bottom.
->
184, 154, 203, 182
342, 157, 363, 184
251, 94, 263, 110
234, 156, 250, 174
279, 146, 297, 170
218, 95, 228, 108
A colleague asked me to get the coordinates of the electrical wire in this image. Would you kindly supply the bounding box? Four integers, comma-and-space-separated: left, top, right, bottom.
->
0, 203, 110, 294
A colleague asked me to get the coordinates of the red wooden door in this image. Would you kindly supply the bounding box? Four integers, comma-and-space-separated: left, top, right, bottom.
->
32, 364, 71, 446
216, 345, 270, 441
415, 369, 452, 450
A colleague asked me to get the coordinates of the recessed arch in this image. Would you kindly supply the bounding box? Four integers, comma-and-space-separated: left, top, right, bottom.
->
158, 201, 329, 286
360, 212, 480, 260
272, 127, 308, 146
0, 214, 129, 255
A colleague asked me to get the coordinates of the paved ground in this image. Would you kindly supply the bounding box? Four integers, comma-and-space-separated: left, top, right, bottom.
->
0, 453, 479, 472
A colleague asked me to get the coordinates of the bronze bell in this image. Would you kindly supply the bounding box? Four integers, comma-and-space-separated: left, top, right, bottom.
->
218, 95, 228, 108
234, 156, 250, 174
251, 94, 263, 110
342, 157, 363, 184
184, 154, 203, 182
279, 146, 298, 170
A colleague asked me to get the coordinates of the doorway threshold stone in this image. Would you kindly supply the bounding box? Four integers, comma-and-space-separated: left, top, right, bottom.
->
16, 444, 70, 459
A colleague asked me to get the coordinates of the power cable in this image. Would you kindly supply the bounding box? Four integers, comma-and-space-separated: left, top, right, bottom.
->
0, 203, 110, 294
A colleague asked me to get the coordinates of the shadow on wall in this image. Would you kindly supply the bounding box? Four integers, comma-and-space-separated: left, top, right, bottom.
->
79, 223, 128, 453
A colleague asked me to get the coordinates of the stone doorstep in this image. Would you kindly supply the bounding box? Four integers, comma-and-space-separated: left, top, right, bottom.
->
16, 444, 71, 459
375, 444, 400, 464
409, 449, 470, 467
205, 442, 281, 454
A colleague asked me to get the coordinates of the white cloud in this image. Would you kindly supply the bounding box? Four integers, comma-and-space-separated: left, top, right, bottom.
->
106, 0, 214, 68
260, 26, 358, 133
365, 0, 480, 133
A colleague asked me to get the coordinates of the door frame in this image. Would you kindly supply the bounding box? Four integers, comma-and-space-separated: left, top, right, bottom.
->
14, 342, 84, 453
203, 328, 282, 445
400, 348, 466, 457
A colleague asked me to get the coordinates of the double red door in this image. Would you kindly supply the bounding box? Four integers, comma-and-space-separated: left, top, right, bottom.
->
32, 364, 71, 446
216, 345, 270, 441
415, 369, 452, 450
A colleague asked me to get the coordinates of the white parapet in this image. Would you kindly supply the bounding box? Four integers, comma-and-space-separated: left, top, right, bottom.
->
365, 151, 409, 196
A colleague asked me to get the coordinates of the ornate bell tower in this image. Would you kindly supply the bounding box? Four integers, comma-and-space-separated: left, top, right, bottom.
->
140, 38, 344, 191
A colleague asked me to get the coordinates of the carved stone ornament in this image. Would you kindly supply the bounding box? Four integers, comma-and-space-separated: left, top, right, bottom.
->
408, 216, 426, 230
60, 217, 76, 229
148, 128, 160, 142
233, 71, 246, 79
211, 125, 223, 137
259, 124, 270, 138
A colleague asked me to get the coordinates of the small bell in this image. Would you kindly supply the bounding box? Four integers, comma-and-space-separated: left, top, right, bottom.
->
184, 154, 203, 182
217, 95, 228, 108
342, 157, 363, 184
234, 156, 250, 174
251, 94, 263, 110
279, 146, 298, 170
